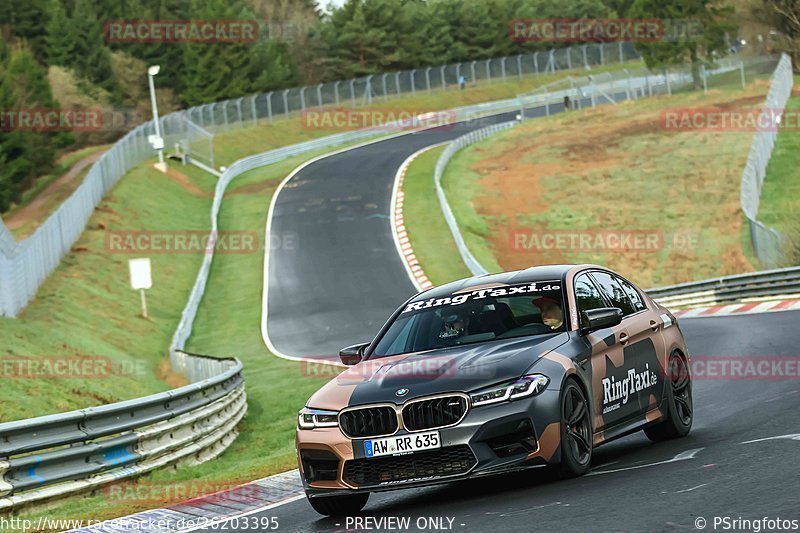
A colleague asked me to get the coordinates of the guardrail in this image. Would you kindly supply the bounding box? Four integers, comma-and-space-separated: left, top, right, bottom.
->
646, 267, 800, 309
0, 352, 245, 512
435, 121, 520, 276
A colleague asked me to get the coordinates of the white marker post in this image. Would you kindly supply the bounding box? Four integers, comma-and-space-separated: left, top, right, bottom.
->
128, 258, 152, 318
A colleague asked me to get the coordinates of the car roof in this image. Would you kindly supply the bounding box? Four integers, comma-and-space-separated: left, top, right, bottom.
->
411, 264, 595, 301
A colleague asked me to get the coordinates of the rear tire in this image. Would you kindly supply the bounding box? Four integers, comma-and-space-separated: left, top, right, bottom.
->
644, 351, 693, 442
559, 379, 592, 477
307, 492, 369, 516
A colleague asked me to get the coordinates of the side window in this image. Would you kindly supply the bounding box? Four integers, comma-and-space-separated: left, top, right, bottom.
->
574, 274, 607, 328
590, 271, 636, 316
616, 276, 646, 312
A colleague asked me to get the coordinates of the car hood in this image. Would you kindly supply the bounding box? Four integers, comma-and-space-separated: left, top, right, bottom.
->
307, 333, 570, 410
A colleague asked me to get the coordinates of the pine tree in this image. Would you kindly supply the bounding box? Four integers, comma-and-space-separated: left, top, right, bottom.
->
45, 0, 76, 66
72, 0, 118, 94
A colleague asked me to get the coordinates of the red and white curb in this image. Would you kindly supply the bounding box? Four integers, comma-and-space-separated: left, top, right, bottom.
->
391, 144, 448, 293
673, 299, 800, 319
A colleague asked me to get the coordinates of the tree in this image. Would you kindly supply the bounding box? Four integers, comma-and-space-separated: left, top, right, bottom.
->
45, 0, 76, 66
72, 0, 118, 95
630, 0, 736, 87
751, 0, 800, 71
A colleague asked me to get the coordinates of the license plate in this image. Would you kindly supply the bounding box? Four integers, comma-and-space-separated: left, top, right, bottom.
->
364, 431, 440, 458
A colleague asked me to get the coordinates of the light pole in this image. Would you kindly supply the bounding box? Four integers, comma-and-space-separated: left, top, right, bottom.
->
147, 65, 166, 171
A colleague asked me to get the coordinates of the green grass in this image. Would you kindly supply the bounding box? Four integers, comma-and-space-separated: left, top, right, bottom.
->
758, 79, 800, 263
408, 82, 773, 288
0, 162, 219, 422
17, 138, 388, 525
403, 146, 472, 286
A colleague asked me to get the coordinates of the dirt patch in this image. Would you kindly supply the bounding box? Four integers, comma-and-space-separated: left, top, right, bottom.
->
3, 150, 106, 237
467, 88, 767, 286
157, 358, 190, 389
163, 167, 213, 197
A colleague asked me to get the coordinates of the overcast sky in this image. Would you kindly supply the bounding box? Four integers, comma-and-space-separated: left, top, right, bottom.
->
316, 0, 346, 12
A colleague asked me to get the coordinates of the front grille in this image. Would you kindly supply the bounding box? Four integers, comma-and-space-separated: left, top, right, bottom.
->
343, 445, 476, 486
402, 395, 468, 431
339, 406, 398, 438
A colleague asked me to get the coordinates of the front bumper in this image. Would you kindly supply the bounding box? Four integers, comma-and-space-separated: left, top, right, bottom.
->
296, 390, 562, 497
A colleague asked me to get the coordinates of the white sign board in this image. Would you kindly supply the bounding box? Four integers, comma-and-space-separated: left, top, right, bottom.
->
147, 134, 165, 150
129, 258, 152, 290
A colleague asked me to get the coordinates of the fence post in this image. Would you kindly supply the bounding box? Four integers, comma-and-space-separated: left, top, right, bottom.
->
349, 79, 356, 106
221, 102, 229, 131
618, 41, 624, 63
581, 45, 588, 69
425, 67, 432, 93
300, 87, 306, 110
740, 60, 746, 89
440, 65, 447, 90
381, 73, 388, 100
316, 84, 323, 107
395, 72, 401, 97
334, 81, 340, 105
501, 57, 507, 82
702, 65, 708, 93
566, 47, 572, 70
267, 91, 273, 124
600, 43, 605, 65
665, 68, 671, 96
486, 59, 492, 83
236, 97, 243, 127
282, 89, 290, 116
251, 95, 258, 126
365, 75, 373, 105
517, 55, 523, 78
533, 52, 539, 75
471, 60, 477, 82
410, 70, 416, 96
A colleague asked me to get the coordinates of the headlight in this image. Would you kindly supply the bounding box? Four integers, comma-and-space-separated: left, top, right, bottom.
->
470, 374, 550, 407
298, 407, 339, 429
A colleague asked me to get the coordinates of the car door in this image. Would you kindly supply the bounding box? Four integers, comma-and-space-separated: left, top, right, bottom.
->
573, 273, 629, 433
589, 271, 665, 425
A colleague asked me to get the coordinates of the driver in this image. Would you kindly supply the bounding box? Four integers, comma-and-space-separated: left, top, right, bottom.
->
439, 312, 468, 340
533, 297, 564, 330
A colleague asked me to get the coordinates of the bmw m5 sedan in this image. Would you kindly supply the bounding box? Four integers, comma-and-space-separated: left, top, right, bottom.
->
296, 264, 693, 516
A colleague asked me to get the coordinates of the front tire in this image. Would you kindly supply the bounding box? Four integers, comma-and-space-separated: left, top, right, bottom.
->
307, 492, 369, 516
644, 351, 693, 442
559, 379, 592, 477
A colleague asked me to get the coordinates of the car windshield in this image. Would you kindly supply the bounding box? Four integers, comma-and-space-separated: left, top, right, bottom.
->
371, 281, 566, 357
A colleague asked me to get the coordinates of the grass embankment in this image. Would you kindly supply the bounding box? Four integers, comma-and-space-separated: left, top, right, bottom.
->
404, 83, 782, 288
759, 80, 800, 263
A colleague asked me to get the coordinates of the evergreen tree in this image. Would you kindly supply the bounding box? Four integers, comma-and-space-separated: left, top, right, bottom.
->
45, 0, 76, 66
72, 0, 118, 94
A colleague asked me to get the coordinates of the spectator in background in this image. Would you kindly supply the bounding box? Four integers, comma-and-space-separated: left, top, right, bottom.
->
459, 75, 466, 90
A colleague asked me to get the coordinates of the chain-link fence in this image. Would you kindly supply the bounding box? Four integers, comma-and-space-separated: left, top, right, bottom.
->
740, 53, 795, 269
0, 41, 645, 318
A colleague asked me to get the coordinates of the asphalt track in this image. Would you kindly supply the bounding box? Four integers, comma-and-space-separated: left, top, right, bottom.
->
224, 310, 800, 532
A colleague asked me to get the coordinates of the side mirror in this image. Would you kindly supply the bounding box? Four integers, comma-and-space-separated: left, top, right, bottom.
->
339, 342, 369, 366
581, 308, 623, 334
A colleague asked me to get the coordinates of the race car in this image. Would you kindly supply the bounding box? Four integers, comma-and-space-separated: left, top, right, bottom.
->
296, 264, 693, 516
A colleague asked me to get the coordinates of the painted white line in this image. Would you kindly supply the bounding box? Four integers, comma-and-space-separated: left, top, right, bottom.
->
587, 448, 704, 476
674, 483, 708, 493
261, 128, 453, 364
740, 433, 800, 444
